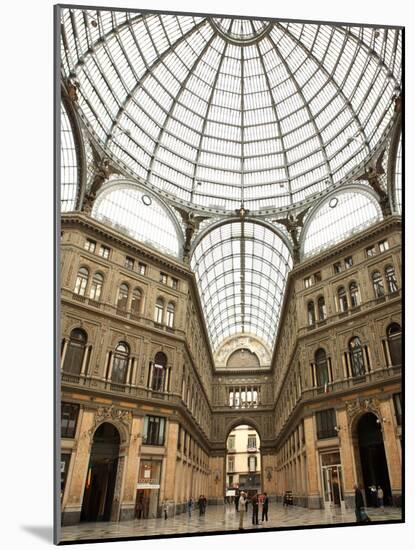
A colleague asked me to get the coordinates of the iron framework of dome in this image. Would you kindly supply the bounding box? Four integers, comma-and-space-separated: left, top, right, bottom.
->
59, 8, 403, 355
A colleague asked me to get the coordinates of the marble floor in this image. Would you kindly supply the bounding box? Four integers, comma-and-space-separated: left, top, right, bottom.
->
60, 504, 402, 543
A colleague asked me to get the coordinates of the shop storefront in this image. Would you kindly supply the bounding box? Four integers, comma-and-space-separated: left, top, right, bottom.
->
320, 450, 345, 511
135, 459, 162, 519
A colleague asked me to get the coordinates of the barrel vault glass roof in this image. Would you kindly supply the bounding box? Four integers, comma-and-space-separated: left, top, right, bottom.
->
60, 8, 402, 355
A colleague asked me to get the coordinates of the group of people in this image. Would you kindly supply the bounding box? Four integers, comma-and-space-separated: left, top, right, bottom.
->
354, 483, 385, 523
187, 495, 207, 518
236, 491, 269, 530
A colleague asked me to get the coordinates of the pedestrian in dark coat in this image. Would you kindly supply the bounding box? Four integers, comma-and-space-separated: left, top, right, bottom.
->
354, 484, 364, 522
252, 494, 259, 525
261, 492, 269, 522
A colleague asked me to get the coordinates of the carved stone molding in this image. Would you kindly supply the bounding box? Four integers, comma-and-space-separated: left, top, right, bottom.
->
86, 405, 133, 441
345, 397, 381, 427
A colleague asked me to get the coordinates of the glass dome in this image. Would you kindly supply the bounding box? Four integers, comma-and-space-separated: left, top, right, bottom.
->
60, 10, 402, 214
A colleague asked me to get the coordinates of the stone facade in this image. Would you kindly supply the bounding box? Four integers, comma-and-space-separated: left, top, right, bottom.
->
60, 213, 402, 525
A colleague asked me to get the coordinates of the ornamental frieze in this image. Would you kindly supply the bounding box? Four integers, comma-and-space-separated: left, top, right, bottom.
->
345, 397, 381, 426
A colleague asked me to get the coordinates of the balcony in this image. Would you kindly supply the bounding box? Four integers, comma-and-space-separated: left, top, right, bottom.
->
247, 446, 257, 453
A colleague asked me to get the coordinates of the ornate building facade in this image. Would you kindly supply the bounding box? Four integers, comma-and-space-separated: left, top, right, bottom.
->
58, 7, 403, 528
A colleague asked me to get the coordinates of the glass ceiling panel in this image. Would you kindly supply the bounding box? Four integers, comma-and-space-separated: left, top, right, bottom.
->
191, 221, 292, 351
92, 184, 181, 258
394, 134, 402, 215
302, 189, 383, 258
61, 9, 401, 214
60, 102, 79, 212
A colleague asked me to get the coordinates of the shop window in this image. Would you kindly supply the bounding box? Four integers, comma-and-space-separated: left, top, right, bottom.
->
111, 342, 130, 385
349, 281, 360, 308
117, 283, 129, 311
143, 416, 166, 446
316, 409, 337, 439
89, 272, 103, 301
307, 300, 316, 326
84, 238, 96, 253
387, 323, 402, 366
372, 271, 385, 298
62, 328, 87, 374
74, 267, 89, 296
337, 286, 348, 312
349, 337, 365, 377
61, 402, 80, 438
154, 298, 164, 324
317, 296, 327, 320
385, 265, 398, 293
99, 245, 110, 259
61, 453, 71, 500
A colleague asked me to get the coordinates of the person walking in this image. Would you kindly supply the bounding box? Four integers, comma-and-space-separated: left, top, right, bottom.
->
163, 501, 168, 520
377, 486, 384, 511
202, 495, 207, 515
354, 484, 365, 522
238, 491, 247, 530
261, 492, 269, 523
235, 491, 239, 512
251, 494, 259, 525
187, 498, 193, 518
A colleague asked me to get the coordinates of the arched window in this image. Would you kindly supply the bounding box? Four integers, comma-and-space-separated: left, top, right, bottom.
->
74, 267, 89, 296
349, 337, 365, 377
166, 302, 175, 328
317, 296, 326, 320
63, 328, 87, 374
248, 455, 257, 473
152, 352, 167, 392
338, 287, 348, 312
387, 323, 402, 366
89, 272, 104, 301
385, 265, 398, 293
117, 283, 129, 311
111, 342, 130, 385
307, 301, 316, 326
315, 348, 329, 388
131, 288, 142, 317
349, 282, 360, 308
372, 271, 385, 298
154, 298, 164, 324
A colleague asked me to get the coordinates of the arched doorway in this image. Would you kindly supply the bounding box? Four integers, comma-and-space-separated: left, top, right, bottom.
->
226, 424, 261, 505
81, 423, 121, 522
356, 413, 392, 506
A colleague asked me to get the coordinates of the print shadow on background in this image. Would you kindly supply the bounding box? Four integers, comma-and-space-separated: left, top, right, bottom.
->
357, 413, 392, 506
81, 423, 120, 522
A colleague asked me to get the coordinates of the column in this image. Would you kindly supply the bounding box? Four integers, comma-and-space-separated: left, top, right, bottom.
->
120, 415, 144, 520
303, 415, 320, 508
380, 399, 402, 505
337, 408, 356, 509
61, 409, 95, 525
162, 421, 179, 502
80, 345, 90, 376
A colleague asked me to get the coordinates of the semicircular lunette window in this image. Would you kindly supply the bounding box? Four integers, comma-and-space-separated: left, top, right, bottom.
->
191, 222, 292, 352
61, 102, 79, 211
302, 190, 383, 258
92, 185, 181, 258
